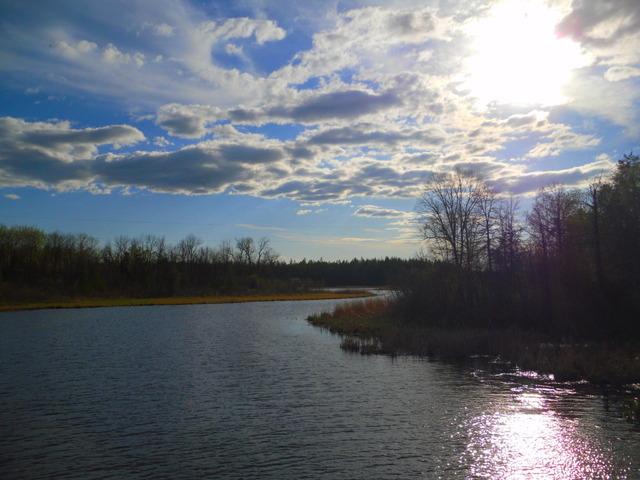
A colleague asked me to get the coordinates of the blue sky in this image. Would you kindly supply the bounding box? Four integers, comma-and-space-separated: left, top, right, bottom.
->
1, 0, 639, 260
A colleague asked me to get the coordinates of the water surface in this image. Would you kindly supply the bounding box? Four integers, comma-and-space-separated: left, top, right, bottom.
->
1, 300, 638, 479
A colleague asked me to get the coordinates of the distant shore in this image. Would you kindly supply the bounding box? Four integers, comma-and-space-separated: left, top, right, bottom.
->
0, 290, 374, 313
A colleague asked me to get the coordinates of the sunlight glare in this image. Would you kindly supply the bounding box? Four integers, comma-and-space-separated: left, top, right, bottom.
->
464, 0, 585, 107
465, 389, 616, 479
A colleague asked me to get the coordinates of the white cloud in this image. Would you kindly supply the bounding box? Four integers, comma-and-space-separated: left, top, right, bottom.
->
562, 71, 638, 129
102, 43, 145, 67
234, 223, 286, 231
553, 0, 640, 131
495, 156, 616, 195
557, 0, 640, 65
274, 6, 458, 87
52, 39, 98, 57
1, 0, 637, 205
354, 205, 411, 218
141, 22, 175, 37
153, 136, 172, 147
0, 113, 619, 200
0, 117, 144, 188
4, 194, 20, 200
605, 65, 640, 82
201, 18, 286, 44
225, 43, 243, 56
527, 124, 601, 158
1, 3, 289, 109
156, 103, 225, 138
339, 237, 378, 243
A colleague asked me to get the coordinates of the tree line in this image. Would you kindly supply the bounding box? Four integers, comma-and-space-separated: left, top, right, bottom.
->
400, 152, 640, 341
0, 227, 409, 301
5, 151, 638, 341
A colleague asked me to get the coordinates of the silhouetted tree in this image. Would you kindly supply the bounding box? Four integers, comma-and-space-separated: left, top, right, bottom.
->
416, 169, 488, 269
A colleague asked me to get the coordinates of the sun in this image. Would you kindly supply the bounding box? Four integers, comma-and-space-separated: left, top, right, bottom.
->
464, 0, 585, 107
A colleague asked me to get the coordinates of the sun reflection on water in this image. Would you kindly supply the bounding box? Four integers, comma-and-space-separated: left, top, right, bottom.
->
464, 388, 621, 479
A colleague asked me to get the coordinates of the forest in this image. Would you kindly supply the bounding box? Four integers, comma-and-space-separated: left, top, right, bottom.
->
0, 225, 410, 302
397, 153, 640, 341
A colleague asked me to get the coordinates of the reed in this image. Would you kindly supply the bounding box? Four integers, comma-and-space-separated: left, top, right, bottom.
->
308, 297, 640, 386
307, 298, 392, 337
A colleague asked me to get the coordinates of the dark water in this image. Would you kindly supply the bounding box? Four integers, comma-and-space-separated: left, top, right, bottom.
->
1, 299, 639, 479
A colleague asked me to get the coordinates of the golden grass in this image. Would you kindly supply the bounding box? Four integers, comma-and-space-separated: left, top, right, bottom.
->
0, 291, 374, 312
307, 297, 393, 338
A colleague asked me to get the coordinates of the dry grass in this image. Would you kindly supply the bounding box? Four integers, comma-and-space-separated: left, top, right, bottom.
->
307, 297, 392, 337
0, 291, 374, 312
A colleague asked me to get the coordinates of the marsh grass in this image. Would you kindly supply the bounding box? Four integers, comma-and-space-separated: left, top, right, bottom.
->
308, 297, 640, 386
0, 290, 374, 312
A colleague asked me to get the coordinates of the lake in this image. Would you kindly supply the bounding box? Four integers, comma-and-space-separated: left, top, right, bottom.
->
1, 298, 639, 479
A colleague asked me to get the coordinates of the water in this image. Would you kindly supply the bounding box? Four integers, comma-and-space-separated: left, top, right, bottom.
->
1, 299, 639, 479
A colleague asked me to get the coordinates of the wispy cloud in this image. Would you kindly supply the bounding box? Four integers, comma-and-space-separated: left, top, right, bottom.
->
354, 205, 411, 218
234, 223, 287, 232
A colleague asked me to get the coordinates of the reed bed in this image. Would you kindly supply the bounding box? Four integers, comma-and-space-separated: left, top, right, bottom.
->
307, 297, 392, 337
307, 297, 640, 386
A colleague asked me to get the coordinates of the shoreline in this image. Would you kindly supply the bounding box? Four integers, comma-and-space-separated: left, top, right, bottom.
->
0, 291, 374, 313
307, 298, 640, 387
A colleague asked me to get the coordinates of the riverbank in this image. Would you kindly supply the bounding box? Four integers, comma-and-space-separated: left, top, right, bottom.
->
0, 290, 374, 312
307, 298, 640, 386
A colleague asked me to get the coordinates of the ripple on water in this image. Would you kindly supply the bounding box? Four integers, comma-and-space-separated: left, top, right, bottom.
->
1, 302, 639, 479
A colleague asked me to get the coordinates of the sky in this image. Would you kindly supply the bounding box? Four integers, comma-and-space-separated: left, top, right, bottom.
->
1, 0, 639, 261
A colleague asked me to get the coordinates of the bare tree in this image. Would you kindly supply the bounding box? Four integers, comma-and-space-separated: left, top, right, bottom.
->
177, 234, 202, 264
142, 234, 166, 261
526, 184, 581, 260
477, 181, 499, 271
416, 168, 489, 269
216, 240, 234, 264
74, 233, 98, 257
494, 194, 522, 272
235, 237, 256, 268
256, 237, 279, 266
585, 177, 605, 288
113, 235, 131, 263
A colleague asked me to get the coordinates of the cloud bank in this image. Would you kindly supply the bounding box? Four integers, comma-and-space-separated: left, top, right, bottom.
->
1, 0, 638, 203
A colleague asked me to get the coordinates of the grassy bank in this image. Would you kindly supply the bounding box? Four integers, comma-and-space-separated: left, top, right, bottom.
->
307, 298, 640, 386
0, 290, 374, 312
